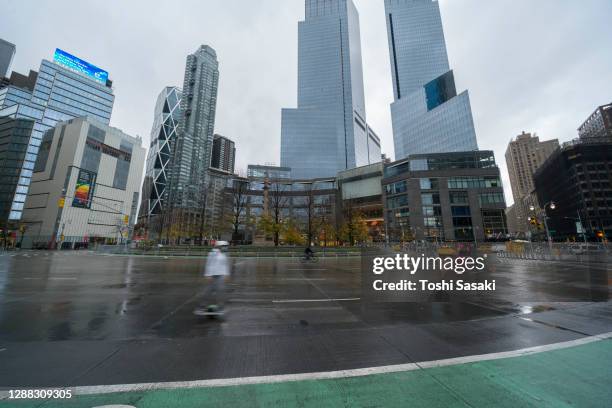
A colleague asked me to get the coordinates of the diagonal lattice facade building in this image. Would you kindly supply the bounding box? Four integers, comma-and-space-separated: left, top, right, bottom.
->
139, 86, 182, 220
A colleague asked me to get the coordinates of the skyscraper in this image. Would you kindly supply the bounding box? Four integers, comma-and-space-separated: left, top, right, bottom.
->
0, 38, 16, 78
0, 48, 114, 222
281, 0, 381, 179
211, 134, 236, 174
167, 45, 219, 210
384, 0, 478, 159
139, 86, 182, 220
505, 132, 559, 235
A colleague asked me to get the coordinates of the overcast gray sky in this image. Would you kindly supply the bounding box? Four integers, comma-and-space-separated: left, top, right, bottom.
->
2, 0, 611, 204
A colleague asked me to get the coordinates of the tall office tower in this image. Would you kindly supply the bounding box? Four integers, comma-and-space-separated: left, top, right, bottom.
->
167, 45, 219, 209
211, 134, 236, 173
281, 0, 381, 180
384, 0, 478, 159
0, 48, 114, 223
139, 87, 182, 222
0, 39, 16, 78
505, 131, 559, 234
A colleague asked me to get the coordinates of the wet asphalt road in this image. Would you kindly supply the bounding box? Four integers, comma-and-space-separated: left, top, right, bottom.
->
0, 251, 610, 388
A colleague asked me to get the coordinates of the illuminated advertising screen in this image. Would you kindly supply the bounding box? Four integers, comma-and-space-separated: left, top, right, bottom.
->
53, 48, 109, 85
72, 169, 97, 208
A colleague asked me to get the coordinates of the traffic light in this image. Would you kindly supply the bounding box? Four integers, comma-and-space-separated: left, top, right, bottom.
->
596, 231, 604, 239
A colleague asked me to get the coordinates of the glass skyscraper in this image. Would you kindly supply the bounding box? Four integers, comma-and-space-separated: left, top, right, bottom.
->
385, 0, 478, 159
167, 45, 219, 210
0, 49, 114, 222
139, 86, 182, 219
281, 0, 381, 180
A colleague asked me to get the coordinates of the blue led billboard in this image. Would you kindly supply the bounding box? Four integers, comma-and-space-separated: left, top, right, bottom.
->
53, 48, 108, 85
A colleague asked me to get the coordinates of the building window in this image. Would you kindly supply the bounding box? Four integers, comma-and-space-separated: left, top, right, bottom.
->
387, 194, 408, 209
450, 191, 469, 204
421, 193, 440, 205
419, 178, 439, 190
482, 209, 508, 239
453, 217, 474, 241
112, 159, 130, 190
34, 131, 53, 172
385, 180, 407, 195
479, 192, 506, 206
451, 206, 471, 217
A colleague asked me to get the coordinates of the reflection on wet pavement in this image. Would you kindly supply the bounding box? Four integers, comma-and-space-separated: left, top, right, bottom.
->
0, 251, 609, 342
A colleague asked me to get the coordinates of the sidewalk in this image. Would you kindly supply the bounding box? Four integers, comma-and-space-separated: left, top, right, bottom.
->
4, 337, 610, 408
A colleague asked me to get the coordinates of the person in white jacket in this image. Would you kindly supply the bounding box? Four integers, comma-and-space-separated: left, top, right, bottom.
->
200, 241, 230, 312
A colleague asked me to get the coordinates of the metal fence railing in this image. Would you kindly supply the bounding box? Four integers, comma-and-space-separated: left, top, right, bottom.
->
95, 244, 364, 259
496, 242, 610, 263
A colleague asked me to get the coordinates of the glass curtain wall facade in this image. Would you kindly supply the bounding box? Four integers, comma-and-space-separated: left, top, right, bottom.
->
167, 45, 219, 210
281, 0, 380, 179
0, 117, 35, 226
384, 0, 478, 159
139, 86, 182, 220
383, 151, 507, 242
0, 56, 114, 221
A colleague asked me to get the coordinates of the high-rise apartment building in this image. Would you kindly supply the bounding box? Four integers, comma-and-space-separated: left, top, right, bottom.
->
281, 0, 381, 179
211, 134, 236, 174
384, 0, 478, 159
167, 45, 219, 210
505, 132, 559, 234
534, 137, 612, 241
139, 86, 182, 221
0, 48, 114, 223
0, 39, 16, 78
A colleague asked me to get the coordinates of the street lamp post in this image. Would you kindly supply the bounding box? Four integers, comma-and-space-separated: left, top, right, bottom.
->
530, 202, 556, 252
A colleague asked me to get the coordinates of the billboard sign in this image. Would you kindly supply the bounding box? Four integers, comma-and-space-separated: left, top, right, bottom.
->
72, 169, 97, 208
53, 48, 108, 85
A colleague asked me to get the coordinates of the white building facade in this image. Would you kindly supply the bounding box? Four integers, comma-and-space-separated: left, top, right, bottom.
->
21, 117, 145, 248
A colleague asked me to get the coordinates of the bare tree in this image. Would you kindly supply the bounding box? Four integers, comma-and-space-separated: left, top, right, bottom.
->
263, 180, 290, 246
229, 177, 249, 243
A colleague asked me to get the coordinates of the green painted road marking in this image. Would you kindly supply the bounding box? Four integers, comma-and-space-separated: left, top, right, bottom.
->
2, 339, 611, 408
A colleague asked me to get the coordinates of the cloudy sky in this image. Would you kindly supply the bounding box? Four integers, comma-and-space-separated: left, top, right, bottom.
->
2, 0, 611, 204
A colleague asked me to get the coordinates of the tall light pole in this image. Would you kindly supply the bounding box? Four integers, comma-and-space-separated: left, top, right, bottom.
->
531, 202, 556, 252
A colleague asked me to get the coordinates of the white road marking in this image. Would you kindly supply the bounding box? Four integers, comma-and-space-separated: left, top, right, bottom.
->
272, 298, 360, 303
8, 331, 607, 398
